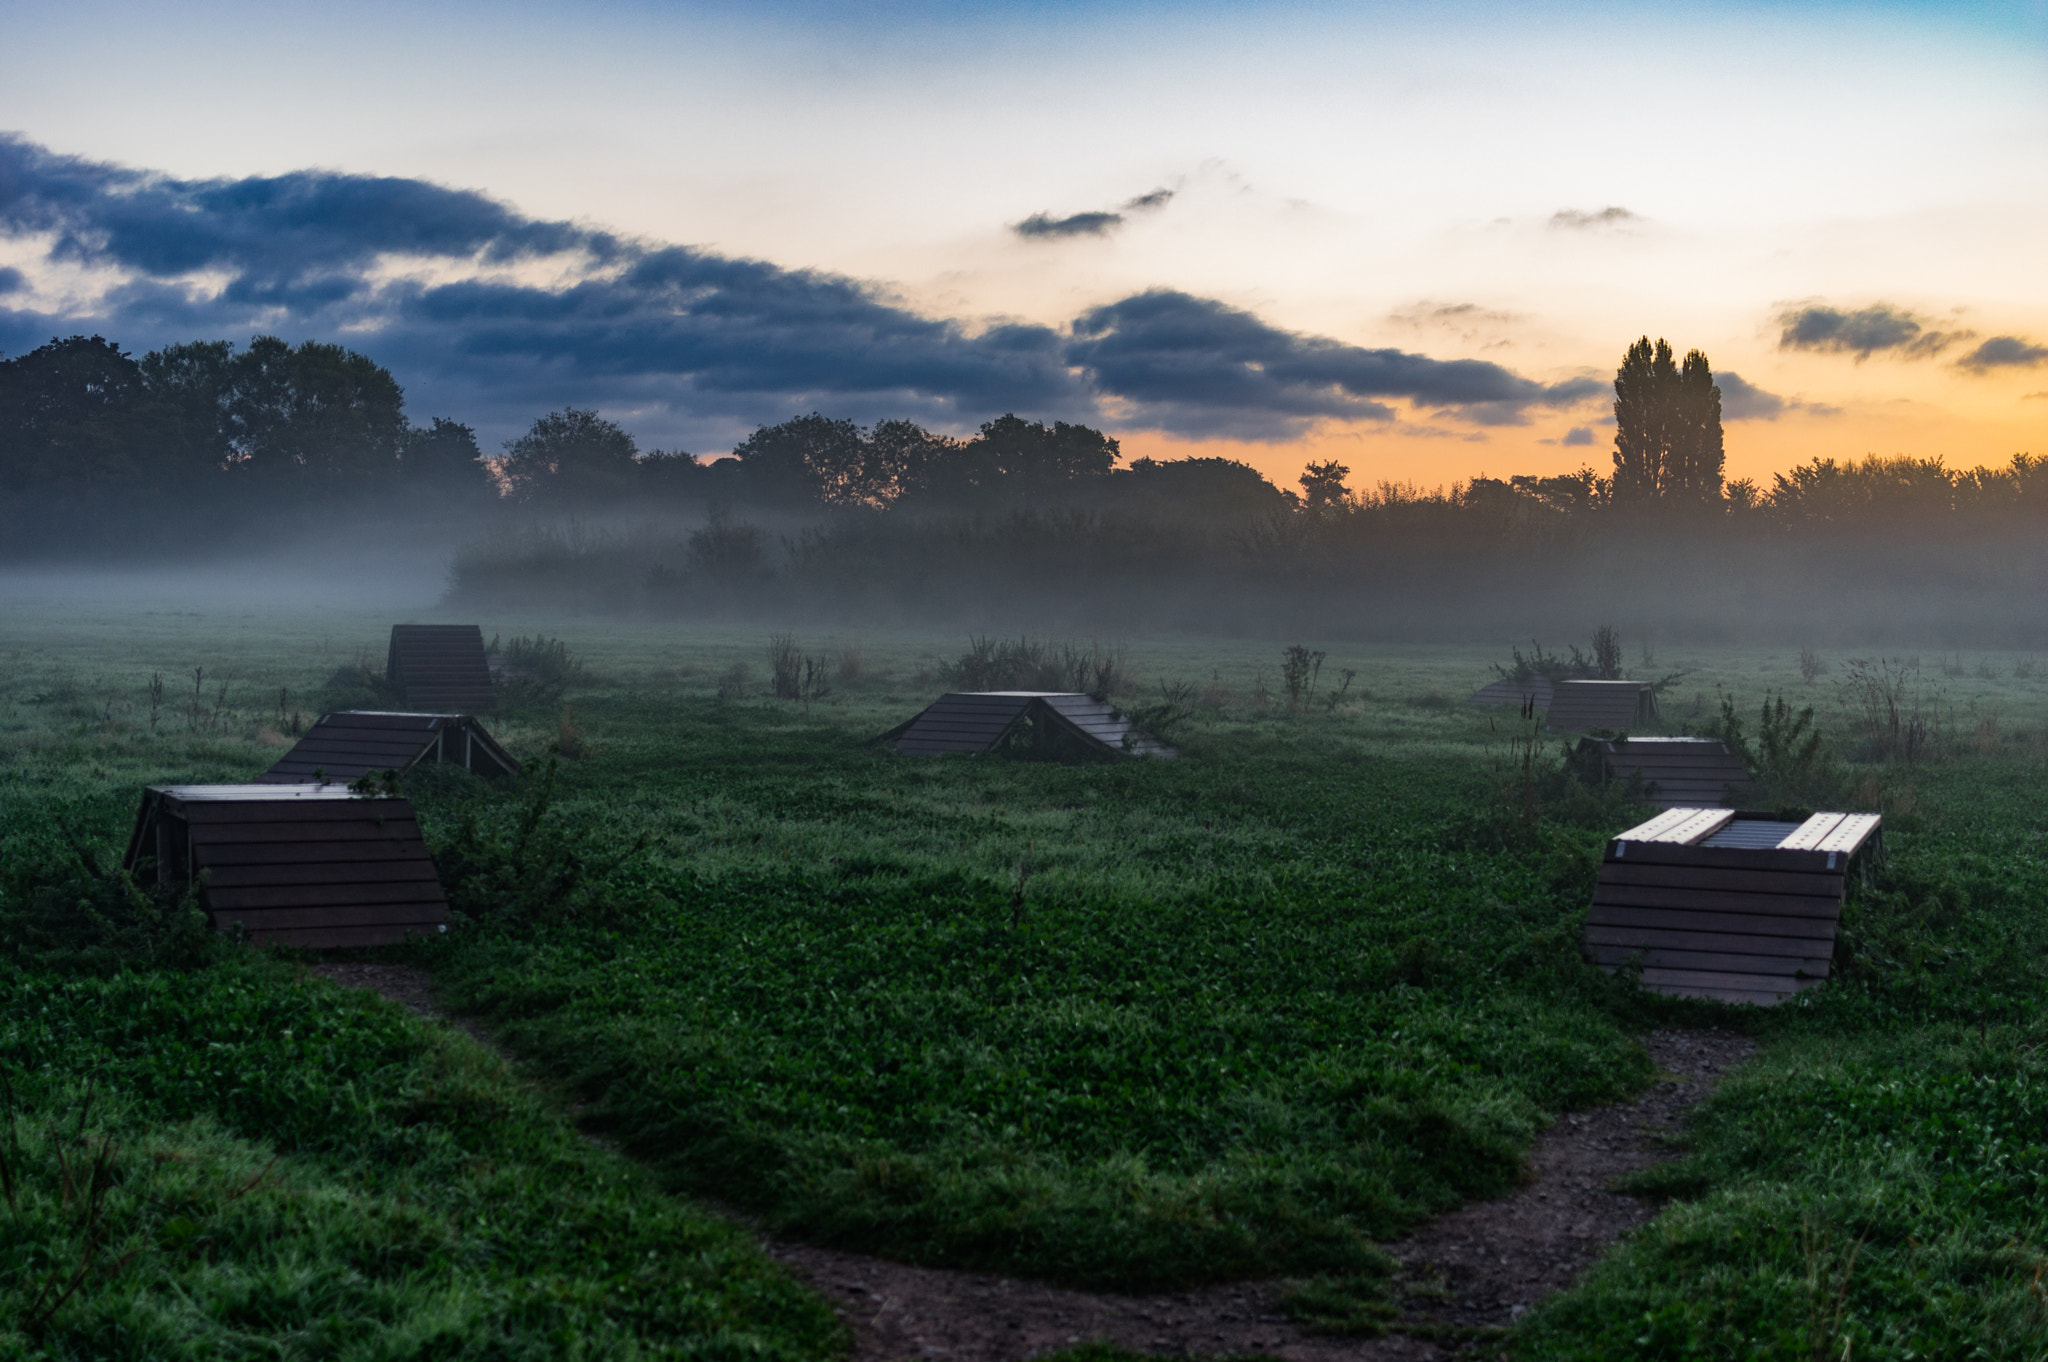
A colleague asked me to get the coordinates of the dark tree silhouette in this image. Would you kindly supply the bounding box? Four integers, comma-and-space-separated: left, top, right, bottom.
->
403, 417, 493, 497
1298, 459, 1352, 516
0, 335, 157, 493
730, 414, 872, 506
221, 336, 409, 484
501, 408, 640, 506
1666, 349, 1725, 505
1611, 336, 1675, 505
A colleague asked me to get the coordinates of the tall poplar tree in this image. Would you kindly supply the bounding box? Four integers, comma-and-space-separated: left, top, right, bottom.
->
1665, 349, 1726, 504
1611, 336, 1675, 505
1610, 336, 1723, 507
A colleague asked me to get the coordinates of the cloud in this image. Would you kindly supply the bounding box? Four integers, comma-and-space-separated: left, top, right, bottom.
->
1560, 426, 1594, 446
1956, 336, 2048, 372
0, 135, 1618, 448
1010, 186, 1174, 241
1549, 206, 1639, 230
1774, 301, 1970, 360
1012, 210, 1124, 240
1065, 290, 1601, 440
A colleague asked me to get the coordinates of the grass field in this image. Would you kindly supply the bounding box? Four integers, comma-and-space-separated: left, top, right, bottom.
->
5, 593, 2048, 1357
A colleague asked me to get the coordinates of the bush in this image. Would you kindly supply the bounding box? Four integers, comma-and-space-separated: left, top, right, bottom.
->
0, 845, 218, 974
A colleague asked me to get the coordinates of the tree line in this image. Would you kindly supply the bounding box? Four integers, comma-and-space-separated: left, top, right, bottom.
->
1, 330, 2038, 539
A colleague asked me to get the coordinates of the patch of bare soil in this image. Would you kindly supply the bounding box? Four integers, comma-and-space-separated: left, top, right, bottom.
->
307, 964, 1749, 1360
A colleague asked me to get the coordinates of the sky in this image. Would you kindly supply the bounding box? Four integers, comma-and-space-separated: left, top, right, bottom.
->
1, 0, 2044, 491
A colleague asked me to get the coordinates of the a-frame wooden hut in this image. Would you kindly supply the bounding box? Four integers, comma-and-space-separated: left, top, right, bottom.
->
387, 625, 495, 712
124, 784, 449, 947
1467, 674, 1555, 711
1577, 736, 1752, 808
1544, 679, 1658, 733
880, 692, 1177, 759
258, 711, 519, 784
1583, 807, 1882, 1006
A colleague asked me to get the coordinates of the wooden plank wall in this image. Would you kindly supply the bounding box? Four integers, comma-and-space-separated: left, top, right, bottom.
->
1546, 680, 1657, 734
1585, 839, 1845, 1006
387, 625, 495, 713
1593, 739, 1753, 807
182, 796, 448, 948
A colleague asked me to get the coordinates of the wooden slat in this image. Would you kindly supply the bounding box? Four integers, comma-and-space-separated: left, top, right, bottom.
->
239, 923, 444, 947
207, 880, 447, 911
183, 800, 411, 824
1815, 813, 1882, 855
1585, 904, 1841, 940
1612, 807, 1706, 842
1778, 812, 1848, 850
214, 900, 446, 927
1600, 860, 1846, 893
1587, 943, 1830, 978
188, 840, 434, 867
204, 860, 440, 888
1585, 922, 1837, 956
189, 821, 423, 846
1637, 965, 1821, 994
1592, 882, 1846, 918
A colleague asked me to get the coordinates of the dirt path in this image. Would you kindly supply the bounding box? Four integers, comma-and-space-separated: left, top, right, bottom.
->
309, 964, 1750, 1360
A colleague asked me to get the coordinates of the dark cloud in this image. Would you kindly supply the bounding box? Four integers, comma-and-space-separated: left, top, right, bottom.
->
0, 265, 23, 295
1716, 371, 1784, 420
1774, 301, 1969, 360
1012, 210, 1124, 240
1121, 188, 1174, 212
1549, 206, 1639, 230
0, 136, 1617, 447
1065, 290, 1601, 440
1560, 426, 1594, 446
1956, 336, 2048, 372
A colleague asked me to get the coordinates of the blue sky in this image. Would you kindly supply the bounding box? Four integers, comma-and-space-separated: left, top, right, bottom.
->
2, 0, 2042, 480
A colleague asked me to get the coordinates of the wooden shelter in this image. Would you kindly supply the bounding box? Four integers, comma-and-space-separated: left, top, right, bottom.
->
1577, 736, 1752, 808
387, 624, 494, 712
1544, 679, 1658, 733
880, 692, 1177, 759
1467, 674, 1554, 710
1583, 807, 1883, 1006
124, 784, 448, 947
258, 711, 519, 785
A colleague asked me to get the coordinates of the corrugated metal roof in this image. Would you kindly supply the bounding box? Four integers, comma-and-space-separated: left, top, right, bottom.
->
1467, 675, 1555, 710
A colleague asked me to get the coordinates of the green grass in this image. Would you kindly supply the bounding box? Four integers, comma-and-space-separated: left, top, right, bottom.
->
5, 597, 2048, 1354
0, 957, 840, 1360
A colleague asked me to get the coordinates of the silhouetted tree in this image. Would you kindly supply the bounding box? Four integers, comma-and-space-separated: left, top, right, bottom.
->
1612, 336, 1723, 507
220, 336, 410, 485
1666, 349, 1725, 505
1298, 459, 1352, 516
501, 407, 639, 506
729, 414, 871, 506
0, 335, 158, 493
403, 417, 493, 496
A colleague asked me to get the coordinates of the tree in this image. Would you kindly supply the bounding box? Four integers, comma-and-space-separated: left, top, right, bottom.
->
403, 417, 493, 497
1297, 459, 1352, 516
0, 335, 157, 493
729, 414, 870, 507
1611, 336, 1675, 506
220, 336, 409, 486
1666, 349, 1725, 505
1611, 336, 1724, 507
500, 408, 639, 507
